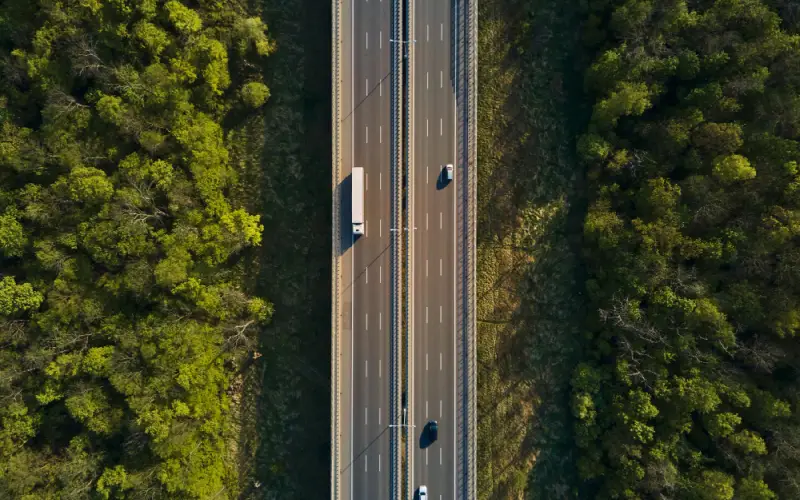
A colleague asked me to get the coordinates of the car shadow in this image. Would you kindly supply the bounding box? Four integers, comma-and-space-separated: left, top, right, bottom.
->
418, 423, 433, 449
435, 169, 451, 191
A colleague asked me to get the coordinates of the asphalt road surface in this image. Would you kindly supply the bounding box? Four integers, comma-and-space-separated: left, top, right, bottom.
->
343, 0, 393, 497
411, 0, 457, 497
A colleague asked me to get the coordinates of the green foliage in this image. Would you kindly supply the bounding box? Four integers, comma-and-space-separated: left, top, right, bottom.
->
0, 0, 274, 497
712, 154, 757, 183
241, 81, 271, 108
165, 1, 203, 34
737, 477, 777, 500
576, 0, 800, 498
0, 213, 27, 257
0, 276, 43, 316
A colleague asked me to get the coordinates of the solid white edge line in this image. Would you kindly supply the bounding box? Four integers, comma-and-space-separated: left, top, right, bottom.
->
453, 0, 458, 490
349, 0, 354, 494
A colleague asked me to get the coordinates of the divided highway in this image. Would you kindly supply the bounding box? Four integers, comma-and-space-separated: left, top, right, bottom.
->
332, 0, 475, 495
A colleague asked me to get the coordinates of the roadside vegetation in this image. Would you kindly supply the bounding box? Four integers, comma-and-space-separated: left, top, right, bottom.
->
0, 0, 275, 497
234, 0, 332, 497
575, 0, 800, 498
476, 0, 589, 497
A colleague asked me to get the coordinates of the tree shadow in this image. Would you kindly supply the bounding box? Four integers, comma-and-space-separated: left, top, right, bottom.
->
476, 0, 591, 498
236, 0, 332, 497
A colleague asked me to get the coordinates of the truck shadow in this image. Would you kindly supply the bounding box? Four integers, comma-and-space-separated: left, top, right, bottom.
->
339, 173, 354, 254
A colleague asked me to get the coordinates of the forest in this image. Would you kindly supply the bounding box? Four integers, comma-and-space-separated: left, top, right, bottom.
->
0, 0, 274, 497
575, 0, 800, 498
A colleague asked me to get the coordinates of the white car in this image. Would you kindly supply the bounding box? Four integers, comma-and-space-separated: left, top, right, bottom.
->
419, 485, 428, 499
445, 164, 454, 181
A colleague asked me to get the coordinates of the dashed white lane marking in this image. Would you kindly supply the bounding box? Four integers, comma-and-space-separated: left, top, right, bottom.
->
379, 409, 382, 426
380, 172, 382, 190
366, 31, 369, 49
379, 359, 382, 377
380, 80, 382, 96
440, 258, 443, 276
380, 219, 382, 238
440, 211, 443, 229
440, 305, 442, 323
366, 173, 368, 191
440, 353, 443, 371
379, 265, 382, 283
426, 71, 429, 89
440, 399, 443, 416
379, 454, 381, 472
365, 360, 368, 378
365, 455, 368, 471
366, 78, 369, 96
426, 448, 429, 465
440, 117, 443, 136
440, 70, 443, 88
426, 400, 429, 418
365, 313, 368, 330
426, 213, 429, 230
380, 125, 382, 143
366, 267, 368, 284
426, 165, 429, 183
426, 119, 429, 137
440, 23, 443, 41
426, 259, 429, 277
379, 31, 382, 48
365, 407, 368, 425
440, 448, 442, 465
426, 353, 428, 371
379, 312, 382, 330
366, 125, 368, 143
426, 306, 429, 323
427, 24, 429, 42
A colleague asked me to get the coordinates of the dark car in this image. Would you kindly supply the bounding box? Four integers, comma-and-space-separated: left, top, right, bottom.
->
427, 420, 438, 442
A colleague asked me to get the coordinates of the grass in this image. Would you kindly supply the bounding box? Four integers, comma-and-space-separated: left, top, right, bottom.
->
232, 0, 332, 497
227, 0, 590, 496
476, 0, 590, 498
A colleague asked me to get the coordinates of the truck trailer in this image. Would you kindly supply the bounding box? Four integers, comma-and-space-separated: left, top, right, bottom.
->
352, 167, 364, 235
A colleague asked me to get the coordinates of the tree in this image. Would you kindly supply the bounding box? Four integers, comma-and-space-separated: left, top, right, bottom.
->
713, 155, 757, 183
592, 81, 654, 130
0, 0, 274, 496
240, 81, 270, 108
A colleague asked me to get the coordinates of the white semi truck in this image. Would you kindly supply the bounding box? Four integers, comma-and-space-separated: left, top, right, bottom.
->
352, 167, 364, 235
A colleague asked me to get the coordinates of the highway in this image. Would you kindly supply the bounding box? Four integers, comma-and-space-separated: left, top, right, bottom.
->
342, 0, 393, 496
334, 0, 473, 495
410, 0, 458, 497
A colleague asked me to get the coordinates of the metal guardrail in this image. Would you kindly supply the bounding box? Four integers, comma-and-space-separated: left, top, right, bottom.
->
465, 0, 478, 492
455, 0, 477, 495
330, 0, 343, 496
390, 0, 404, 496
403, 0, 415, 495
464, 0, 477, 492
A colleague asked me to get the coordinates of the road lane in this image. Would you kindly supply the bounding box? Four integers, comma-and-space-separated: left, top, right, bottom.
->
412, 0, 457, 496
348, 0, 392, 497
